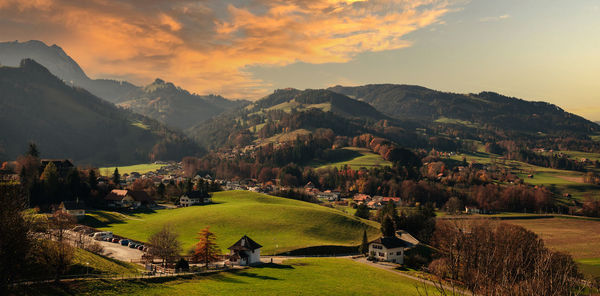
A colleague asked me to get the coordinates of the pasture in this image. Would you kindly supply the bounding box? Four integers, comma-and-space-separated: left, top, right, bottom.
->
19, 258, 427, 296
316, 147, 392, 170
87, 191, 381, 254
98, 163, 167, 176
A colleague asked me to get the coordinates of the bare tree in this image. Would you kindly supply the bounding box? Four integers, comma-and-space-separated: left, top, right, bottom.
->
148, 224, 182, 268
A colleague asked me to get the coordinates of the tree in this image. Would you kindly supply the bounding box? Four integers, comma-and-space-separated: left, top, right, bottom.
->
148, 225, 182, 267
192, 226, 220, 268
112, 168, 121, 186
381, 215, 396, 237
41, 161, 60, 203
87, 169, 98, 190
354, 204, 370, 219
27, 142, 40, 157
0, 185, 32, 292
175, 258, 189, 272
35, 211, 76, 282
157, 183, 166, 200
359, 229, 369, 255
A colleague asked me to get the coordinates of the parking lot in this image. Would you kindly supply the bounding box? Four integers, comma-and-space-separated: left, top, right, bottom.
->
68, 230, 144, 262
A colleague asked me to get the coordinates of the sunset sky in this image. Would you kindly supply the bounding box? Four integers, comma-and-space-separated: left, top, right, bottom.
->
1, 0, 599, 120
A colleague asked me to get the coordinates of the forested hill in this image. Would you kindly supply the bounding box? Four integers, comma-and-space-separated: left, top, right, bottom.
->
118, 78, 248, 130
0, 59, 202, 165
0, 40, 138, 104
329, 84, 599, 135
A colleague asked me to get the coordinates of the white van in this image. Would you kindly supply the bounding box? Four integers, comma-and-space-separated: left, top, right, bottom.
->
92, 231, 113, 240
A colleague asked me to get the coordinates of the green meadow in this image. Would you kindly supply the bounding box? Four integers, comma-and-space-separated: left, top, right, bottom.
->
316, 147, 392, 170
86, 191, 380, 254
98, 163, 167, 176
19, 258, 428, 296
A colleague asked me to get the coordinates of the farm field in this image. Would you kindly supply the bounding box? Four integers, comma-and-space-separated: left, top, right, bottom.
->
87, 191, 381, 254
18, 258, 428, 296
504, 217, 600, 278
316, 147, 392, 170
98, 163, 167, 176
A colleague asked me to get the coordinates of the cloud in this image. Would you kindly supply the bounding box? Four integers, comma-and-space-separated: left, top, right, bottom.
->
479, 14, 510, 22
0, 0, 455, 98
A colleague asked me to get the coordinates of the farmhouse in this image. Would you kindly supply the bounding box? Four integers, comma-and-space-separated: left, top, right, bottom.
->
179, 191, 212, 207
353, 193, 371, 204
228, 235, 262, 266
369, 231, 418, 264
41, 159, 74, 178
57, 200, 86, 219
104, 189, 154, 208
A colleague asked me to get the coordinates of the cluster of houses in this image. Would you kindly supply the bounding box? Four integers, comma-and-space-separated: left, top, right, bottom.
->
303, 182, 340, 201
352, 193, 401, 209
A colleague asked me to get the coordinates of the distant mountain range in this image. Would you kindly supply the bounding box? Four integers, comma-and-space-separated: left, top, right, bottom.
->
118, 79, 248, 130
0, 59, 202, 165
329, 84, 598, 135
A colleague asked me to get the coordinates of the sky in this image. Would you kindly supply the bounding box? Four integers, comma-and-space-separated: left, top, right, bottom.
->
0, 0, 599, 120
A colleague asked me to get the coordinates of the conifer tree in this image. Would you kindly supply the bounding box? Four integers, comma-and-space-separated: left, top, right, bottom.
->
112, 168, 120, 186
192, 226, 220, 268
359, 229, 369, 254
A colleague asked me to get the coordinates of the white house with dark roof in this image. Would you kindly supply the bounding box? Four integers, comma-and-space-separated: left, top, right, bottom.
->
228, 235, 262, 266
369, 231, 418, 264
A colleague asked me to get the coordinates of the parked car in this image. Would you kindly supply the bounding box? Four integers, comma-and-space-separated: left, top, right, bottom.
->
137, 245, 144, 250
112, 238, 119, 243
128, 242, 137, 248
119, 239, 129, 246
92, 231, 113, 241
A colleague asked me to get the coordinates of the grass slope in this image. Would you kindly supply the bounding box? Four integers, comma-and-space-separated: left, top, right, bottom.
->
316, 147, 392, 170
98, 163, 167, 175
20, 258, 427, 296
505, 217, 600, 278
71, 248, 140, 275
89, 191, 380, 254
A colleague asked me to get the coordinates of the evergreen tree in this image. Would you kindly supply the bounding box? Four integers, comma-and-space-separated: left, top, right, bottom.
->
66, 169, 81, 200
41, 162, 59, 203
381, 215, 395, 237
354, 204, 370, 219
112, 168, 120, 186
157, 183, 166, 199
192, 226, 220, 268
27, 142, 40, 158
359, 229, 369, 254
88, 169, 98, 190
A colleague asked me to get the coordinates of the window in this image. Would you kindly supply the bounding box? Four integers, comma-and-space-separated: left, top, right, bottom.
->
378, 252, 384, 257
396, 252, 402, 255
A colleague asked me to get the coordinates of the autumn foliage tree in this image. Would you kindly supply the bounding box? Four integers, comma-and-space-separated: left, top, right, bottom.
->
192, 226, 220, 268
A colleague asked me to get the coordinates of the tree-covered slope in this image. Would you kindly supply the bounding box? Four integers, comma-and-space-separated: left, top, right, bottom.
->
118, 78, 247, 130
329, 84, 599, 135
0, 60, 202, 165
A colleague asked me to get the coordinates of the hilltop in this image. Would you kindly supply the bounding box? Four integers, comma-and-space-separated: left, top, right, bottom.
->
118, 78, 248, 130
0, 59, 202, 165
329, 84, 599, 136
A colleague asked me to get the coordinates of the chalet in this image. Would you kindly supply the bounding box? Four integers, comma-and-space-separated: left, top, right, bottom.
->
104, 189, 154, 208
179, 191, 212, 207
369, 231, 418, 264
353, 193, 371, 204
58, 200, 86, 219
317, 190, 340, 201
304, 181, 316, 190
382, 197, 401, 205
41, 159, 74, 178
228, 235, 262, 266
366, 200, 382, 209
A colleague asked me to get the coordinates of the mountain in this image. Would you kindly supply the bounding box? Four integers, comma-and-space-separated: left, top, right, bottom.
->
118, 79, 248, 130
328, 84, 599, 135
187, 88, 419, 150
0, 59, 202, 165
0, 40, 138, 103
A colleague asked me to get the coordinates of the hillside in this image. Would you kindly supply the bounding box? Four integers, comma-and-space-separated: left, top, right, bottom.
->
329, 84, 599, 135
0, 40, 138, 103
87, 191, 381, 254
187, 88, 419, 150
0, 59, 201, 165
118, 79, 247, 130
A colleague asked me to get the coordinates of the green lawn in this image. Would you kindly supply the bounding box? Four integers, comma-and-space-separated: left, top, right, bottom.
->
98, 163, 167, 176
19, 258, 428, 296
88, 191, 380, 254
317, 147, 392, 170
577, 258, 600, 278
70, 248, 140, 275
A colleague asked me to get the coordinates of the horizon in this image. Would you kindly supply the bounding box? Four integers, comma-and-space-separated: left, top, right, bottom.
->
0, 1, 598, 121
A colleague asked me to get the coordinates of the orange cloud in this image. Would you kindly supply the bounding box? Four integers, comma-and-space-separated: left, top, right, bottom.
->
0, 0, 454, 98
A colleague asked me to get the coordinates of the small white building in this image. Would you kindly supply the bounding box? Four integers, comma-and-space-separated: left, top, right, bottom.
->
179, 191, 212, 207
228, 235, 262, 266
369, 234, 414, 264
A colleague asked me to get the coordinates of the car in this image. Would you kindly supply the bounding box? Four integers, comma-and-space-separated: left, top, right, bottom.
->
112, 238, 119, 243
137, 245, 144, 250
119, 239, 129, 246
128, 242, 137, 248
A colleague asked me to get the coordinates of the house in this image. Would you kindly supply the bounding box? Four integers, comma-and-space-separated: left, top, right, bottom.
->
105, 189, 154, 208
369, 231, 417, 264
353, 193, 371, 204
58, 200, 86, 219
41, 159, 74, 178
382, 197, 401, 205
228, 235, 262, 266
179, 191, 212, 207
366, 200, 382, 209
316, 190, 340, 201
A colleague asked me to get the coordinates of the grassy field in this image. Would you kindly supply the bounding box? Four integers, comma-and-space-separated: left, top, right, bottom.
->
87, 191, 381, 254
505, 217, 600, 278
98, 163, 167, 176
70, 248, 140, 275
316, 147, 392, 170
19, 258, 428, 296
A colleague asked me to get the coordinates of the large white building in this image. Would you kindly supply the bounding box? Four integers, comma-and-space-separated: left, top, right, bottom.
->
179, 191, 212, 207
369, 231, 419, 264
228, 235, 262, 266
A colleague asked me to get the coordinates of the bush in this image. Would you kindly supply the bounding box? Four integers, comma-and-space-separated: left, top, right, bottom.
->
175, 258, 189, 272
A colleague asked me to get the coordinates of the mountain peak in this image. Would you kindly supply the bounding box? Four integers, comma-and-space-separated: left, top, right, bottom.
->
153, 78, 165, 84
